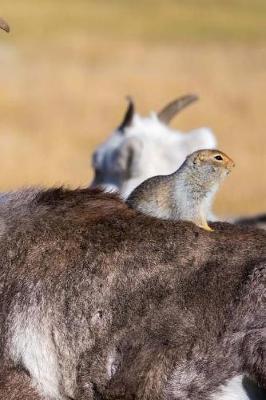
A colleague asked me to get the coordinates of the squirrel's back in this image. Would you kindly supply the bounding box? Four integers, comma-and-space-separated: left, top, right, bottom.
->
127, 174, 174, 219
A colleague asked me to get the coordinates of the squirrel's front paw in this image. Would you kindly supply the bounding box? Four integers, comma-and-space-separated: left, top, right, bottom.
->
200, 224, 214, 232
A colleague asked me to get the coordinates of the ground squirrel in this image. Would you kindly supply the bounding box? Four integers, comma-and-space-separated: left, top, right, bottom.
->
127, 149, 235, 231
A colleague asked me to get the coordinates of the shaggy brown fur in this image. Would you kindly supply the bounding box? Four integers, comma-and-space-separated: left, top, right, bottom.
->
0, 188, 265, 399
0, 365, 43, 400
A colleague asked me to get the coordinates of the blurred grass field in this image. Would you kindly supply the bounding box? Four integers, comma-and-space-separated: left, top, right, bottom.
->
0, 0, 266, 216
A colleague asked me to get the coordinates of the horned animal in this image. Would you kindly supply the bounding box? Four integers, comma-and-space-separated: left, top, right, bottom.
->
90, 96, 265, 228
0, 187, 265, 400
91, 95, 217, 197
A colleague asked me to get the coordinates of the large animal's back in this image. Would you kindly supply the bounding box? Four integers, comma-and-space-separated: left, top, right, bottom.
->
0, 187, 265, 290
0, 187, 265, 396
0, 187, 265, 323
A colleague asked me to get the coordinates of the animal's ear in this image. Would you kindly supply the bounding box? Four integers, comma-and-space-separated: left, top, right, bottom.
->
117, 137, 143, 178
117, 97, 135, 132
0, 18, 10, 33
192, 154, 201, 166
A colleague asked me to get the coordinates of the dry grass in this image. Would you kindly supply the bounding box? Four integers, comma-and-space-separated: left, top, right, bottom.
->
0, 0, 265, 216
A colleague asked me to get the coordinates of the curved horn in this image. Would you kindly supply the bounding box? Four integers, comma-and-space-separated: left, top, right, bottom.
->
157, 94, 199, 124
118, 96, 135, 132
0, 18, 10, 33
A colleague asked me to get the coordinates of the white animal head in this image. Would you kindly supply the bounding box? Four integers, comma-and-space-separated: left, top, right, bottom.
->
91, 95, 217, 198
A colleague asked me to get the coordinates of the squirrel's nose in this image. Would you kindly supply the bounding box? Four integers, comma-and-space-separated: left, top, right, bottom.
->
227, 159, 235, 171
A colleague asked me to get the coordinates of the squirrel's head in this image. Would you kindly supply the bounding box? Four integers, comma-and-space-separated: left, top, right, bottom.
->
185, 149, 235, 182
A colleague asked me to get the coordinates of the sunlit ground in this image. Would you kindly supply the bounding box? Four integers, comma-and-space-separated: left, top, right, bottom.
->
0, 0, 266, 216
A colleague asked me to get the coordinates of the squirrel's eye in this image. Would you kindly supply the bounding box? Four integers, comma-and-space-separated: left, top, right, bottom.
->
214, 155, 223, 161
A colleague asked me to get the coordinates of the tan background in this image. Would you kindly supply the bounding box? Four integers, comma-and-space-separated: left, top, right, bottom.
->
0, 0, 265, 216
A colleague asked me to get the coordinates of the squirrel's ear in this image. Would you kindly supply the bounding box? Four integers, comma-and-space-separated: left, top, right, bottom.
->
117, 137, 143, 179
193, 155, 201, 166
